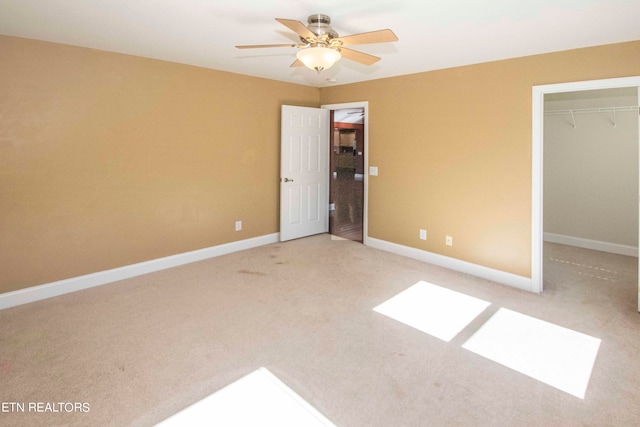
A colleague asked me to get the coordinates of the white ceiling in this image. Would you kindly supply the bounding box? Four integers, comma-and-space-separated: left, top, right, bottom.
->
334, 108, 364, 124
1, 0, 639, 87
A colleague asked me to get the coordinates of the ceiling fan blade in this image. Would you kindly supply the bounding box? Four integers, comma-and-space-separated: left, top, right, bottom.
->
275, 18, 317, 42
339, 48, 381, 65
290, 59, 304, 67
236, 43, 298, 49
334, 29, 398, 46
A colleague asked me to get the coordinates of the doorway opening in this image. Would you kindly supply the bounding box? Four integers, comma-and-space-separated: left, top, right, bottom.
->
329, 108, 365, 242
532, 76, 640, 310
322, 102, 369, 244
543, 87, 639, 310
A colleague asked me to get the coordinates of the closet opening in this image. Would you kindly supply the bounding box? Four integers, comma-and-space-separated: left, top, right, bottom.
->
532, 76, 640, 311
543, 87, 638, 308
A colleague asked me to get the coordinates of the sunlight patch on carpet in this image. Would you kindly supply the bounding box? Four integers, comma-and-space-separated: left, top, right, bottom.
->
373, 281, 491, 342
462, 308, 601, 399
157, 367, 336, 426
330, 234, 348, 240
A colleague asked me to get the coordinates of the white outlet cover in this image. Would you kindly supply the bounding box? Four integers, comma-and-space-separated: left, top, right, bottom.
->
235, 221, 242, 231
369, 166, 378, 176
420, 229, 427, 240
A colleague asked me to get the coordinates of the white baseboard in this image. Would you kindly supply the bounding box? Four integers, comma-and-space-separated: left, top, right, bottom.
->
0, 233, 280, 311
544, 232, 638, 257
366, 237, 533, 292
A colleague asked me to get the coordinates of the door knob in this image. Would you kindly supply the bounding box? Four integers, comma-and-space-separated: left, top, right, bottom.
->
283, 178, 294, 182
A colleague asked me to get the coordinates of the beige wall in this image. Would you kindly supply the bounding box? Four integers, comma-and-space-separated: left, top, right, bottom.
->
2, 35, 639, 295
0, 36, 319, 293
320, 41, 640, 277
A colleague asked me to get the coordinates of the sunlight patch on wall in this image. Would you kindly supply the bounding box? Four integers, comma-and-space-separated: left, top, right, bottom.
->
462, 308, 601, 399
373, 281, 491, 342
157, 367, 336, 426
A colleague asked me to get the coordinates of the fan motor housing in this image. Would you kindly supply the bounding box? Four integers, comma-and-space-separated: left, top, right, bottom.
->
306, 14, 338, 40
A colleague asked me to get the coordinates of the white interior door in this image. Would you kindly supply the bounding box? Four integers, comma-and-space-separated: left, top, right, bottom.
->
280, 105, 329, 242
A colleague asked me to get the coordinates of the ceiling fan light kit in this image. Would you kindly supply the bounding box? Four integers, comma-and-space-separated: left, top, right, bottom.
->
236, 14, 397, 73
296, 46, 342, 73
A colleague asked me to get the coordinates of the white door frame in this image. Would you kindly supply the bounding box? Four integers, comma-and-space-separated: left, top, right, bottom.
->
531, 76, 640, 295
321, 101, 369, 244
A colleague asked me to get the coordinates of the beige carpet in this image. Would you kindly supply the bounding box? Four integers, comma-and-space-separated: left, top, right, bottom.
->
1, 235, 639, 426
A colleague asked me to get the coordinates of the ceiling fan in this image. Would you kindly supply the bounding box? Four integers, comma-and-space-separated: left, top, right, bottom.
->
235, 14, 398, 73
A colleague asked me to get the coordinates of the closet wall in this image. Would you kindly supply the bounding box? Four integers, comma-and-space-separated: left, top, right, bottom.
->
544, 88, 639, 252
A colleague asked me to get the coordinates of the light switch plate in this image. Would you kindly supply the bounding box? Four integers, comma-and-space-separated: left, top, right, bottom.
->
369, 166, 378, 176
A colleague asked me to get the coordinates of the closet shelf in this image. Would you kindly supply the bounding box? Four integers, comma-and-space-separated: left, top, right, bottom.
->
545, 106, 638, 115
545, 106, 638, 129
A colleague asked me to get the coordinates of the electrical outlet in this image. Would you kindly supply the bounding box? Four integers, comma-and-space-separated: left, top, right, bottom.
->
446, 235, 453, 246
235, 221, 242, 231
419, 229, 427, 240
